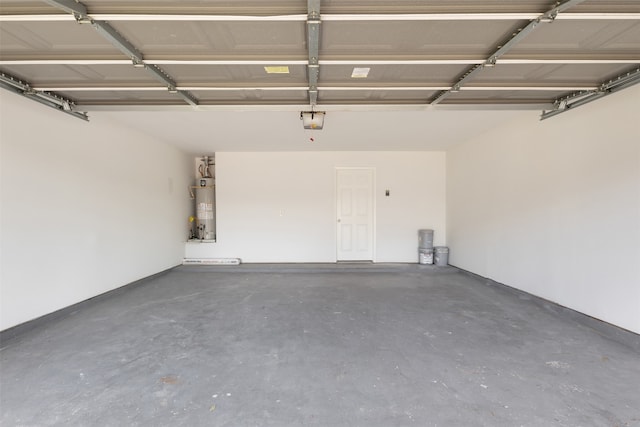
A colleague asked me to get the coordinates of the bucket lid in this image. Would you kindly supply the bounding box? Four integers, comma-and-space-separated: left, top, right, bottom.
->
434, 246, 449, 252
418, 248, 434, 253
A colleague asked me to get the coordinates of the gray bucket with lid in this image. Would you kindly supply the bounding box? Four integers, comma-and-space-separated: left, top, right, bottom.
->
418, 229, 434, 249
434, 246, 449, 266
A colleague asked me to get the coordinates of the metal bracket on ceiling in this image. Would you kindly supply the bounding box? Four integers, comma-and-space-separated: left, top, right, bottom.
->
541, 67, 640, 120
0, 72, 89, 120
72, 13, 92, 25
430, 0, 588, 106
42, 0, 199, 108
540, 10, 559, 23
306, 0, 321, 106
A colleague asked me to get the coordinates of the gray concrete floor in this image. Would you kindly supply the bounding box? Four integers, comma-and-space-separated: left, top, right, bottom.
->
1, 264, 639, 427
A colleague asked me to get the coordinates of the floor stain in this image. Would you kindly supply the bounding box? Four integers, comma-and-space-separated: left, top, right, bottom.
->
160, 375, 179, 384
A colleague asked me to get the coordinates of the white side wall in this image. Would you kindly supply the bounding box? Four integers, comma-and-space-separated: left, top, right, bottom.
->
447, 85, 640, 333
0, 91, 193, 331
186, 151, 446, 263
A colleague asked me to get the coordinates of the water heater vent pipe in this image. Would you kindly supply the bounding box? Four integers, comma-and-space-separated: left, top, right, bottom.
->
198, 155, 214, 178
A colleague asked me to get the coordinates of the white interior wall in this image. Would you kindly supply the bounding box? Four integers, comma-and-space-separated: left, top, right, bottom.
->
4, 82, 637, 335
185, 151, 446, 263
0, 91, 193, 331
447, 85, 640, 333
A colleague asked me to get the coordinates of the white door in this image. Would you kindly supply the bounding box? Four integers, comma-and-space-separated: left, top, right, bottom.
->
336, 168, 375, 261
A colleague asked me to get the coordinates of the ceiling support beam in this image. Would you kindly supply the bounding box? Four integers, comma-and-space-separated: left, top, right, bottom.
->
2, 58, 639, 66
4, 13, 640, 23
540, 67, 640, 120
306, 0, 321, 106
73, 103, 554, 112
41, 0, 88, 16
430, 0, 587, 105
30, 85, 599, 93
42, 0, 198, 107
0, 72, 88, 121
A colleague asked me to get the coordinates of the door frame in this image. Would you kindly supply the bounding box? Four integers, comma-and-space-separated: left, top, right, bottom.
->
334, 167, 376, 262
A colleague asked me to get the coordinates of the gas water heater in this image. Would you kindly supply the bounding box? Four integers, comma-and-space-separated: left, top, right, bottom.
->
193, 155, 216, 240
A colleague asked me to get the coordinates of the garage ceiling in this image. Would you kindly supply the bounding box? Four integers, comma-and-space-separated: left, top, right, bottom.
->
1, 0, 639, 123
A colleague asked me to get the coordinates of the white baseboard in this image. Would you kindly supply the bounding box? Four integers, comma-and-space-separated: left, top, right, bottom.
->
183, 258, 241, 265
